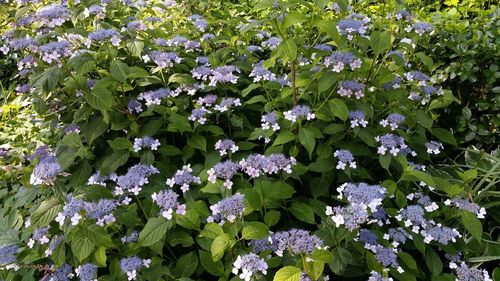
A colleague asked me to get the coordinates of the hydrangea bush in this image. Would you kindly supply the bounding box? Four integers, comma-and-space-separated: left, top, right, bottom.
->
0, 0, 498, 281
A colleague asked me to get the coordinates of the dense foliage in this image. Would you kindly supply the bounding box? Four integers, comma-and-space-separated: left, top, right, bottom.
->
414, 0, 500, 150
0, 0, 498, 281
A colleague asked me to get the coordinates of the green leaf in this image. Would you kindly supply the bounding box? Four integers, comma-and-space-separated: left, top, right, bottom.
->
211, 234, 232, 262
299, 127, 316, 158
110, 60, 129, 83
71, 235, 94, 262
168, 73, 196, 85
242, 83, 260, 97
175, 252, 198, 277
107, 137, 132, 150
399, 252, 417, 271
31, 67, 63, 93
416, 110, 433, 129
176, 210, 200, 230
431, 128, 457, 146
31, 198, 62, 227
318, 72, 336, 93
82, 117, 109, 144
426, 248, 443, 275
460, 211, 482, 241
85, 86, 114, 110
168, 231, 195, 247
126, 41, 144, 57
264, 210, 281, 226
289, 202, 315, 224
69, 54, 95, 75
200, 223, 224, 239
168, 113, 192, 132
370, 31, 392, 55
84, 225, 113, 247
199, 250, 225, 276
273, 130, 296, 146
242, 222, 269, 240
93, 247, 107, 267
188, 135, 207, 152
138, 217, 174, 246
62, 133, 82, 148
282, 39, 298, 61
467, 256, 500, 263
273, 266, 302, 281
99, 151, 130, 175
329, 98, 349, 121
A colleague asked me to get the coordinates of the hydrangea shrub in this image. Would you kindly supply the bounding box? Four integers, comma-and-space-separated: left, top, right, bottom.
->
0, 0, 497, 281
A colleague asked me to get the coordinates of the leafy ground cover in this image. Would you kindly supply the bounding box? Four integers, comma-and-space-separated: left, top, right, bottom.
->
0, 0, 498, 281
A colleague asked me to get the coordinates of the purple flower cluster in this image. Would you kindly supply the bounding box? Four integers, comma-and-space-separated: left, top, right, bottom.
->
35, 5, 69, 27
284, 105, 315, 123
425, 141, 443, 155
444, 197, 486, 219
349, 110, 368, 128
261, 37, 282, 50
192, 65, 240, 86
207, 160, 240, 189
125, 20, 147, 32
84, 199, 118, 226
30, 155, 62, 185
269, 229, 324, 256
215, 139, 239, 156
188, 107, 211, 124
207, 193, 245, 224
261, 112, 280, 131
165, 164, 201, 193
120, 256, 151, 280
55, 195, 86, 226
338, 80, 366, 99
239, 153, 296, 178
333, 149, 357, 170
337, 14, 370, 40
323, 52, 362, 72
28, 226, 50, 248
379, 113, 405, 130
121, 231, 139, 244
63, 124, 80, 134
383, 76, 403, 90
232, 254, 268, 281
39, 41, 72, 64
133, 136, 161, 152
406, 22, 432, 36
137, 88, 171, 107
383, 227, 412, 247
404, 70, 430, 85
87, 171, 118, 187
75, 263, 97, 281
375, 134, 411, 156
368, 271, 393, 281
146, 51, 181, 68
454, 262, 492, 281
214, 97, 241, 112
249, 62, 277, 82
0, 245, 18, 266
336, 182, 386, 211
87, 29, 121, 47
196, 94, 218, 107
373, 246, 403, 272
49, 263, 73, 281
1, 36, 38, 55
115, 164, 160, 195
163, 194, 194, 221
45, 235, 63, 257
188, 14, 208, 32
